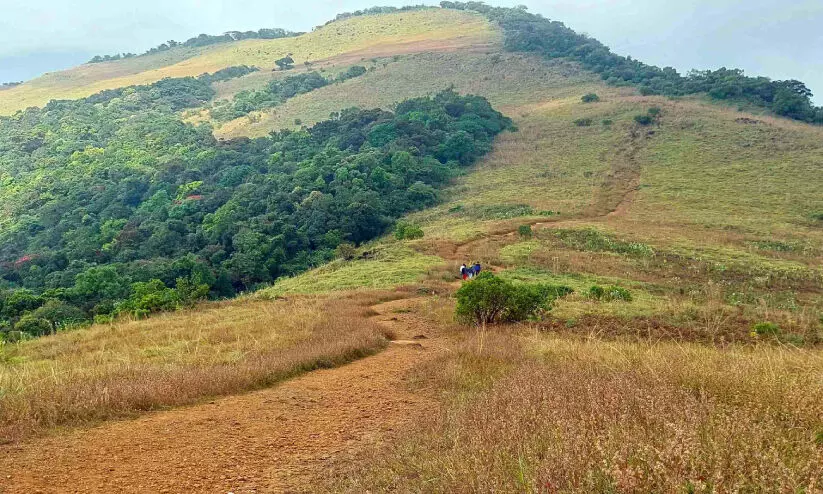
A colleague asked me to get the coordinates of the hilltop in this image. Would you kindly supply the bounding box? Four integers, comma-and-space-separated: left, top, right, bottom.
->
1, 4, 822, 492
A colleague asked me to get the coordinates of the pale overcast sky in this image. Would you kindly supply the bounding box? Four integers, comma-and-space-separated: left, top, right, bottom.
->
0, 0, 820, 103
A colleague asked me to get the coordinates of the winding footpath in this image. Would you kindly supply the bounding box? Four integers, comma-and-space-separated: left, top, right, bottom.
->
0, 298, 442, 493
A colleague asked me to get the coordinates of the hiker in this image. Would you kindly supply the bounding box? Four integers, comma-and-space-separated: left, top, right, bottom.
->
473, 262, 481, 277
460, 263, 468, 281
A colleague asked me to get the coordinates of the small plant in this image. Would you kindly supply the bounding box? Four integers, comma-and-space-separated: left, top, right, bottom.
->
752, 321, 781, 336
518, 224, 533, 238
812, 212, 823, 222
588, 284, 632, 302
581, 93, 600, 103
634, 114, 653, 126
395, 221, 424, 240
574, 118, 593, 127
601, 119, 613, 126
647, 106, 662, 116
294, 118, 302, 126
588, 285, 605, 300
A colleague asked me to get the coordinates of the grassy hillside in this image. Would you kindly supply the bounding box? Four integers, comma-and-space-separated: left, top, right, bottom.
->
0, 9, 494, 115
2, 5, 823, 490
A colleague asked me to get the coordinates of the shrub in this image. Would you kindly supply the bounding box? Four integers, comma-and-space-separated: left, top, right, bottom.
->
395, 222, 424, 240
587, 285, 605, 300
574, 118, 593, 127
634, 115, 653, 126
581, 93, 600, 103
811, 212, 823, 222
588, 284, 633, 302
455, 272, 571, 325
752, 321, 781, 336
605, 285, 633, 301
294, 118, 302, 126
647, 106, 662, 116
518, 224, 533, 238
335, 242, 357, 260
336, 65, 367, 82
601, 119, 613, 126
14, 315, 52, 337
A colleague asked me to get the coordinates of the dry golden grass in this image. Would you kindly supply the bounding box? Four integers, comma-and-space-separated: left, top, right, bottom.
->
0, 293, 396, 442
0, 9, 494, 115
328, 329, 823, 492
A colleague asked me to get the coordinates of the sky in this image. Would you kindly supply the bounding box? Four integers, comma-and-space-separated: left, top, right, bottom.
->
1, 0, 821, 103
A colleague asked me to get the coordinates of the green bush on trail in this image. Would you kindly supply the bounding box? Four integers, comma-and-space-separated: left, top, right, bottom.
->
455, 272, 572, 325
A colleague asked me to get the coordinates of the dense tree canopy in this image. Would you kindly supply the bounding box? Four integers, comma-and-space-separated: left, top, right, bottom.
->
0, 69, 511, 338
442, 2, 822, 124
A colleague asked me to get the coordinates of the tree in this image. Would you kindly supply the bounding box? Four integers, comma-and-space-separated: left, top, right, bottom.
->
275, 56, 295, 70
32, 300, 87, 333
14, 314, 52, 337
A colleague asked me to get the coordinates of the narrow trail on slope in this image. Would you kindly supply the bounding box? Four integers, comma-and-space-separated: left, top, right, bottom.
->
447, 123, 660, 264
0, 297, 446, 493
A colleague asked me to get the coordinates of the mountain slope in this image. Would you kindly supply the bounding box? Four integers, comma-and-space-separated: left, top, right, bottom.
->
1, 5, 823, 491
0, 9, 494, 115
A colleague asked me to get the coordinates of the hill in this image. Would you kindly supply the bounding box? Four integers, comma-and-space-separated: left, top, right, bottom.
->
1, 4, 822, 492
0, 8, 494, 115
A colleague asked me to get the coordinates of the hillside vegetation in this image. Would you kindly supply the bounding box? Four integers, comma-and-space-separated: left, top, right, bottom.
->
1, 4, 822, 491
0, 9, 495, 115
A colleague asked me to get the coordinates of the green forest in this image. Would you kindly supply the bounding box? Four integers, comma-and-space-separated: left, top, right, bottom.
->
444, 1, 823, 124
0, 70, 511, 338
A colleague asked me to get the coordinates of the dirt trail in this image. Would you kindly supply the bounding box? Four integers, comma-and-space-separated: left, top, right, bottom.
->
0, 298, 443, 493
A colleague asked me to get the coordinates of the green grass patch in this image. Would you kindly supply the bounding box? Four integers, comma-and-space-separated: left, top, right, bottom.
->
260, 245, 441, 297
548, 228, 655, 257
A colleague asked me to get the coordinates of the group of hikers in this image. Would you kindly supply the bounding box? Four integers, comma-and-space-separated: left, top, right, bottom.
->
459, 262, 482, 281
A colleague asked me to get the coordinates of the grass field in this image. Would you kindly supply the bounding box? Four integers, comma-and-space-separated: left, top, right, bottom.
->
259, 244, 442, 298
0, 294, 394, 442
0, 8, 495, 115
327, 326, 823, 492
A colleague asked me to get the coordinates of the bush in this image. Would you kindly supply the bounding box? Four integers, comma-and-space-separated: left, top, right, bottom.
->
336, 65, 367, 82
634, 115, 653, 126
811, 212, 823, 222
588, 284, 633, 302
335, 242, 357, 260
647, 106, 662, 116
455, 272, 572, 325
601, 119, 613, 126
573, 118, 593, 127
752, 321, 781, 336
587, 285, 605, 300
395, 222, 424, 240
14, 315, 53, 337
518, 224, 533, 238
581, 93, 600, 103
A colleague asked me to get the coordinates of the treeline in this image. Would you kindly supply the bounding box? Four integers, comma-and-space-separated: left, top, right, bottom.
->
88, 27, 300, 64
442, 2, 823, 124
1, 81, 23, 89
0, 70, 511, 339
322, 5, 429, 26
211, 66, 368, 122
